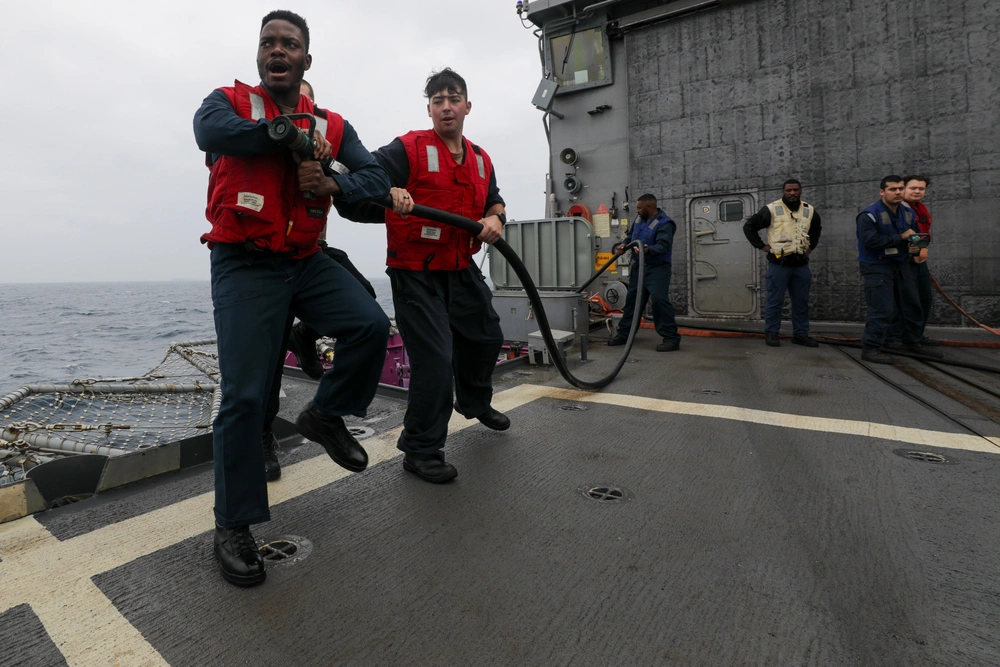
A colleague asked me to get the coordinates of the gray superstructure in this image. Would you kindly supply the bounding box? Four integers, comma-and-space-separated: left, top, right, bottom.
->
522, 0, 999, 325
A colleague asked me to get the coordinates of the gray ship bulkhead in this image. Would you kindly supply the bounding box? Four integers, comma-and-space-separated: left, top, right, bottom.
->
522, 0, 1000, 325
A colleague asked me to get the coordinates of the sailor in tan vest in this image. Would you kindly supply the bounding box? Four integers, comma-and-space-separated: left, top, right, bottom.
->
743, 179, 822, 347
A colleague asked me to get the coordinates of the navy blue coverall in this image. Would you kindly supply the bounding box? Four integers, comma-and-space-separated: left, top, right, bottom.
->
613, 209, 681, 345
335, 138, 505, 458
194, 90, 391, 528
856, 201, 923, 349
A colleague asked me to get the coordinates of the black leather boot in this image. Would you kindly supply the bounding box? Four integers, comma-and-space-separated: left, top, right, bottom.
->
861, 346, 892, 365
903, 342, 944, 359
296, 403, 368, 472
288, 322, 324, 380
214, 524, 265, 587
262, 428, 281, 481
403, 453, 458, 483
455, 402, 510, 431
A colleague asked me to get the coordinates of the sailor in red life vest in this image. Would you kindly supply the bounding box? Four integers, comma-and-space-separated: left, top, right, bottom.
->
902, 175, 939, 345
336, 68, 508, 484
193, 10, 390, 587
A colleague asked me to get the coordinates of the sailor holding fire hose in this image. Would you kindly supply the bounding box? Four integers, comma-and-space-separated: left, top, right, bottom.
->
336, 68, 510, 485
193, 10, 390, 587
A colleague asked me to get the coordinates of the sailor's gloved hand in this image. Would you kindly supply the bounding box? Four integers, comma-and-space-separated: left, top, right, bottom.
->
477, 214, 503, 244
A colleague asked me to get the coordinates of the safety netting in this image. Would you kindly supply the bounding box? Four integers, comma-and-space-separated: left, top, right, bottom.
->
0, 340, 220, 486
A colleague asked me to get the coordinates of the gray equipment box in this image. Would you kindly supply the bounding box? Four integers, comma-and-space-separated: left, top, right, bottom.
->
493, 291, 588, 344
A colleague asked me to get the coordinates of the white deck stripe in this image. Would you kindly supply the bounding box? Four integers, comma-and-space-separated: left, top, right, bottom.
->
1, 383, 997, 665
527, 385, 1000, 454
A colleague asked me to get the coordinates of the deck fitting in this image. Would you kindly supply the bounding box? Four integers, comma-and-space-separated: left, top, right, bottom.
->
578, 484, 633, 504
256, 535, 313, 567
893, 449, 956, 465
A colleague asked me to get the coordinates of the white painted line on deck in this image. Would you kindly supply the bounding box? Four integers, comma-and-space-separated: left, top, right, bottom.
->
523, 385, 1000, 454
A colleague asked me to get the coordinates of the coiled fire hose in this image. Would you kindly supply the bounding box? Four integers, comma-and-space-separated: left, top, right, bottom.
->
374, 197, 644, 391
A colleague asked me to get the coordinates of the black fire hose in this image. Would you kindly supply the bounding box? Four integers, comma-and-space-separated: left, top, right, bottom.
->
374, 197, 645, 390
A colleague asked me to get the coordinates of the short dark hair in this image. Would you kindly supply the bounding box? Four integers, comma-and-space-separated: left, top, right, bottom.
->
637, 193, 657, 204
880, 174, 904, 190
903, 174, 930, 187
782, 178, 801, 188
261, 10, 310, 52
424, 68, 467, 99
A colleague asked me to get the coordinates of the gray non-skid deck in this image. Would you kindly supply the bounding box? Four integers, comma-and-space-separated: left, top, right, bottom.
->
2, 331, 999, 666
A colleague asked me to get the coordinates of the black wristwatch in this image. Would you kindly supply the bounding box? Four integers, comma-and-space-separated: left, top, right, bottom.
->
495, 211, 507, 226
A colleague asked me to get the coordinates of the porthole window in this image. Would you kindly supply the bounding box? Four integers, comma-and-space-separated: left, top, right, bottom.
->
719, 200, 744, 222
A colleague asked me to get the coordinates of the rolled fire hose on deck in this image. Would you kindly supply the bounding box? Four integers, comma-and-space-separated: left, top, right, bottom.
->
374, 197, 645, 391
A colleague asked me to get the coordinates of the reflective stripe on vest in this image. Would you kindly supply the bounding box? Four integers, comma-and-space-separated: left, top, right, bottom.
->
426, 145, 440, 173
249, 93, 266, 121
476, 154, 485, 179
315, 116, 328, 137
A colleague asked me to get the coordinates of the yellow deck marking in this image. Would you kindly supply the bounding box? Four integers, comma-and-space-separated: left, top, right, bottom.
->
1, 382, 997, 665
527, 385, 1000, 453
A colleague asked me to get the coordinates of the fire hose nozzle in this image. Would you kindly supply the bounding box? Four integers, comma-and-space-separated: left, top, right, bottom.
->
268, 114, 317, 161
268, 114, 321, 199
908, 233, 930, 249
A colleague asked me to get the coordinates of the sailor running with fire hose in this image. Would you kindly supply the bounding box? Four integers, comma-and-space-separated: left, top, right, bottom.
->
335, 68, 509, 485
193, 10, 390, 587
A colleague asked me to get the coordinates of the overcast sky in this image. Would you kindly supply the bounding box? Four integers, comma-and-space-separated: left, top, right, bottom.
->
0, 0, 549, 283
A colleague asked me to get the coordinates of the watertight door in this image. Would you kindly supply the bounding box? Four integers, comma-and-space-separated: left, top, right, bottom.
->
689, 194, 759, 317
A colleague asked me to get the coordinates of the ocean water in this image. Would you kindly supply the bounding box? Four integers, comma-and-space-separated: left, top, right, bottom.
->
0, 279, 395, 397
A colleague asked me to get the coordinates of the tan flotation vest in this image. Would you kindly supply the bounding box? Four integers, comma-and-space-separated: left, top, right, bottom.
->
765, 199, 814, 257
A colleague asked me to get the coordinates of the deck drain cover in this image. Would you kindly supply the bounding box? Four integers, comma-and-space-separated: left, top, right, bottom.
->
347, 426, 375, 439
893, 449, 956, 465
560, 404, 589, 411
256, 535, 313, 567
578, 484, 633, 503
626, 358, 640, 364
820, 374, 851, 380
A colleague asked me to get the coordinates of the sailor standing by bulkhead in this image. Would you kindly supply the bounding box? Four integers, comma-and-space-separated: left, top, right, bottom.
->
193, 10, 390, 586
855, 176, 941, 364
336, 68, 509, 484
742, 179, 822, 348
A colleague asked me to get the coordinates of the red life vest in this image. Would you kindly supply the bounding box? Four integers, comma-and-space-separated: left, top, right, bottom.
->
384, 129, 493, 271
201, 80, 345, 258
